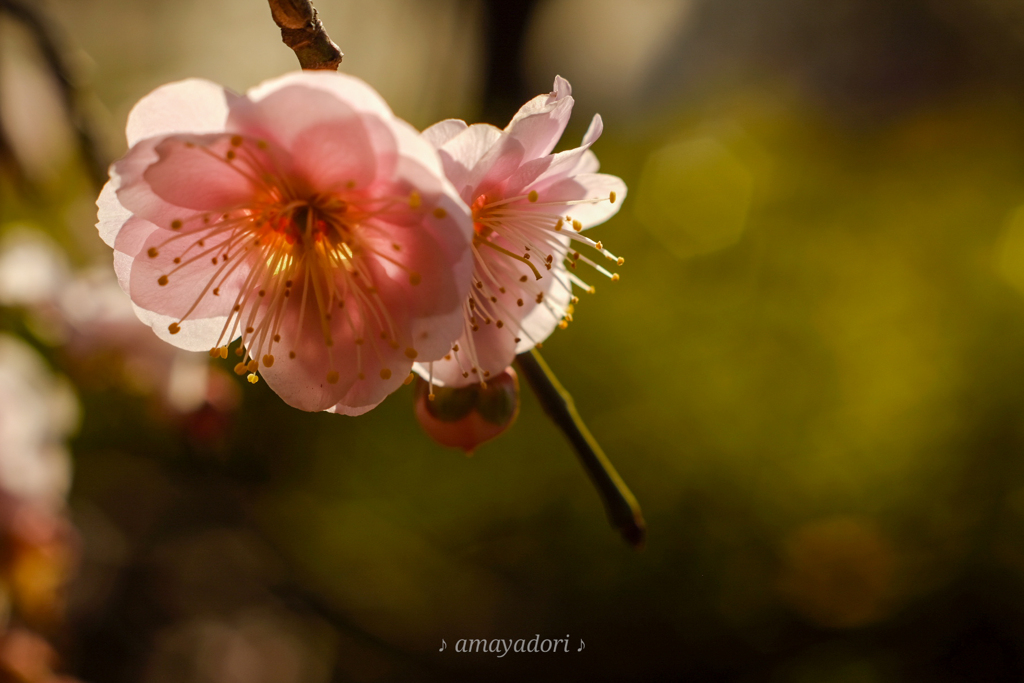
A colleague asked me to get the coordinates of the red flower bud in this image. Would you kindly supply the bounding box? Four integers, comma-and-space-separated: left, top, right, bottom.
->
414, 368, 520, 454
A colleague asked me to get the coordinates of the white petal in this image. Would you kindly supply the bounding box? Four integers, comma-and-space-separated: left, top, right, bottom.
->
245, 70, 392, 119
126, 78, 232, 147
422, 119, 468, 148
96, 175, 131, 247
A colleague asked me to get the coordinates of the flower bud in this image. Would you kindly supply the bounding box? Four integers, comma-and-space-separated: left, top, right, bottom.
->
414, 368, 519, 453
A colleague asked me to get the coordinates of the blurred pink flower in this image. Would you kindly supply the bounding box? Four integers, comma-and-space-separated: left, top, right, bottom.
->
0, 334, 76, 513
415, 76, 626, 387
97, 72, 473, 415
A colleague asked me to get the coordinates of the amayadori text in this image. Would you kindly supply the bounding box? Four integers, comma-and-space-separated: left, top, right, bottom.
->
450, 635, 579, 656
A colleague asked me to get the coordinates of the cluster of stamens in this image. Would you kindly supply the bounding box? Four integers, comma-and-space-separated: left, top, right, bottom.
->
434, 187, 622, 388
148, 134, 430, 388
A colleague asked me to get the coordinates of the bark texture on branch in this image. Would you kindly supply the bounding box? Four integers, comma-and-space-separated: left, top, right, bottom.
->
267, 0, 342, 71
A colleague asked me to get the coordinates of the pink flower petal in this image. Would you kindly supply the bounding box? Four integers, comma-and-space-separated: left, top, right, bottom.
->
502, 75, 575, 160
126, 78, 234, 147
422, 119, 468, 148
541, 173, 627, 229
142, 135, 260, 211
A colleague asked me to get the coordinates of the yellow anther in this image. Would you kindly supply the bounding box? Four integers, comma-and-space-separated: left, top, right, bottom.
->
234, 362, 247, 375
403, 373, 415, 386
528, 190, 539, 203
168, 322, 180, 334
611, 273, 621, 282
555, 218, 563, 231
616, 257, 625, 266
609, 191, 617, 203
433, 207, 447, 219
409, 191, 421, 209
230, 135, 244, 147
247, 373, 259, 384
326, 371, 339, 384
273, 334, 281, 342
573, 220, 582, 232
380, 368, 392, 380
558, 320, 569, 329
262, 354, 275, 368
219, 346, 228, 359
147, 247, 159, 258
247, 359, 258, 372
171, 220, 183, 230
209, 348, 219, 358
596, 241, 603, 250
405, 347, 418, 359
496, 320, 504, 328
158, 275, 169, 286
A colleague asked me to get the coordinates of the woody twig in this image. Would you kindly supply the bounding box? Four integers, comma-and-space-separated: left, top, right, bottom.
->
266, 0, 342, 71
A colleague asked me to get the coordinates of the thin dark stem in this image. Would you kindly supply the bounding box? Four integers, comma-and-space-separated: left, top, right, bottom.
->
515, 349, 646, 549
0, 0, 108, 190
267, 0, 343, 71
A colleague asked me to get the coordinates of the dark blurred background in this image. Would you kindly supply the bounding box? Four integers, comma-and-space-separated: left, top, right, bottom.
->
5, 0, 1024, 681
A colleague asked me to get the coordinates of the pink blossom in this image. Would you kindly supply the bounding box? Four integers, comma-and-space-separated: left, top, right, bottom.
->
415, 76, 626, 388
97, 72, 474, 415
0, 334, 76, 512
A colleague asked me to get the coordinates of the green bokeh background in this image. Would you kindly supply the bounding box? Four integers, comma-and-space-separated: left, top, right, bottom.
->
6, 0, 1024, 681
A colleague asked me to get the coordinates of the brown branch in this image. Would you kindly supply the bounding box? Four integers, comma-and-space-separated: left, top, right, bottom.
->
515, 349, 646, 549
267, 0, 342, 71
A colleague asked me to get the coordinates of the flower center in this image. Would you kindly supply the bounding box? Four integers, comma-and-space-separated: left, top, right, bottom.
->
445, 188, 623, 382
146, 135, 424, 388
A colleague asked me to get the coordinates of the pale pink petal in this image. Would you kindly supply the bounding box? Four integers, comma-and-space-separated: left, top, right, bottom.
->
141, 135, 259, 211
505, 115, 605, 196
120, 217, 243, 322
422, 119, 468, 148
97, 176, 131, 248
245, 71, 392, 120
540, 173, 626, 229
516, 266, 573, 354
289, 115, 383, 192
126, 78, 234, 147
437, 123, 504, 197
130, 303, 228, 352
255, 279, 361, 412
326, 398, 384, 417
572, 149, 600, 175
359, 206, 473, 361
111, 137, 209, 236
502, 76, 575, 160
